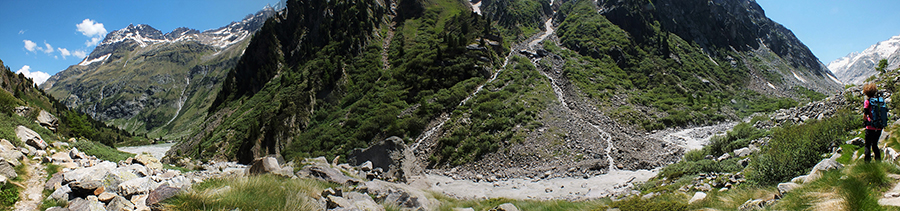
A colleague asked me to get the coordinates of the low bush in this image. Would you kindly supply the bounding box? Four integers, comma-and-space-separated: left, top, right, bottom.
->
658, 158, 742, 179
747, 110, 859, 185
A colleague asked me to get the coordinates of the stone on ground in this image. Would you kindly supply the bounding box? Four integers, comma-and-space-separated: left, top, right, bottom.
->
106, 195, 135, 211
146, 184, 181, 205
777, 182, 801, 197
134, 154, 163, 170
16, 125, 47, 150
0, 159, 16, 179
689, 192, 707, 204
493, 203, 520, 211
248, 156, 281, 175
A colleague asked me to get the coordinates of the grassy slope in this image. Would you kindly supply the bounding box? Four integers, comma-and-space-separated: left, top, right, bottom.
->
47, 39, 247, 141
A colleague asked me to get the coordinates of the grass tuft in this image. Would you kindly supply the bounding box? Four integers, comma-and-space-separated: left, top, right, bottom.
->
163, 174, 333, 211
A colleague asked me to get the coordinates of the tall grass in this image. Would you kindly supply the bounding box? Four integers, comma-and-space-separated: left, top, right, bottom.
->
163, 175, 333, 211
71, 140, 134, 162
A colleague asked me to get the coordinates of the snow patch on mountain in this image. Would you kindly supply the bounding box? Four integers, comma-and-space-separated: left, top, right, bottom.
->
78, 53, 110, 66
828, 34, 900, 84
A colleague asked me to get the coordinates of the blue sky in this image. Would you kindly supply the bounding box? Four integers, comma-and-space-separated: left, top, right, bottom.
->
0, 0, 278, 84
755, 0, 900, 64
2, 1, 900, 85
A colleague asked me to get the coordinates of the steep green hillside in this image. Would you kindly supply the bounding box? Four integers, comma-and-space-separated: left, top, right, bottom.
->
167, 0, 842, 171
0, 59, 139, 147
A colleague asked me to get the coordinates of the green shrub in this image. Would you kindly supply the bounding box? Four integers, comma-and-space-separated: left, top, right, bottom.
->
747, 110, 858, 185
0, 183, 18, 209
707, 122, 764, 157
658, 158, 741, 179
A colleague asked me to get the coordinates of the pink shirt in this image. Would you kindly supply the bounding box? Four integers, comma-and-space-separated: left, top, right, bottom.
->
865, 99, 883, 130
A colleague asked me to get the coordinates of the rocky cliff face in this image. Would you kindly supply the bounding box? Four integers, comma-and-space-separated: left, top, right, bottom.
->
828, 34, 900, 85
595, 0, 841, 94
41, 7, 275, 138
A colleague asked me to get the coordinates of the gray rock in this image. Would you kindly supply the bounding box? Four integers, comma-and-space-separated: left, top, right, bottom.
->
51, 142, 69, 148
248, 156, 281, 175
453, 208, 475, 211
733, 147, 752, 157
716, 153, 731, 161
689, 192, 707, 204
791, 175, 808, 184
806, 158, 843, 182
0, 139, 15, 151
106, 195, 135, 211
63, 161, 116, 183
365, 180, 431, 210
70, 180, 103, 198
777, 182, 801, 198
0, 150, 24, 167
16, 125, 47, 150
0, 159, 17, 179
49, 184, 71, 201
134, 154, 163, 170
118, 177, 160, 196
326, 195, 353, 209
349, 136, 408, 180
494, 203, 519, 211
37, 110, 59, 131
304, 166, 361, 185
69, 147, 85, 160
103, 168, 140, 193
360, 160, 373, 172
146, 184, 181, 205
0, 175, 6, 186
343, 192, 381, 211
51, 152, 72, 163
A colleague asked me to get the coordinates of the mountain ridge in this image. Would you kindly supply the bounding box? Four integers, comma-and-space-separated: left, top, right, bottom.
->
828, 34, 900, 84
40, 6, 276, 139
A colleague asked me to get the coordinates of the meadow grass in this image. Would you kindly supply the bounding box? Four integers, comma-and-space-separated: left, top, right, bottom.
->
163, 174, 334, 211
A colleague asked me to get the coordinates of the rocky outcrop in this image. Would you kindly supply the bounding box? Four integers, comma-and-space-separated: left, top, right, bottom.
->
37, 110, 59, 132
350, 136, 408, 181
15, 125, 47, 150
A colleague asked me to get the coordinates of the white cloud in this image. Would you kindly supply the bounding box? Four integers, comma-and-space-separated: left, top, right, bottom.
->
72, 50, 87, 58
23, 40, 37, 52
77, 19, 107, 46
85, 37, 103, 46
76, 19, 107, 37
42, 42, 54, 54
58, 48, 71, 59
18, 30, 25, 35
15, 65, 51, 85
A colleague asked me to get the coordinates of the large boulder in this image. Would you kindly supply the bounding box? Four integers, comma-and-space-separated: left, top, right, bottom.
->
0, 159, 17, 179
350, 136, 407, 180
0, 139, 15, 151
37, 110, 59, 132
805, 157, 843, 182
134, 154, 163, 170
303, 166, 361, 185
777, 182, 801, 198
0, 150, 24, 167
16, 125, 47, 150
248, 156, 282, 175
146, 184, 181, 206
106, 195, 135, 211
63, 161, 116, 184
364, 179, 434, 211
118, 177, 160, 197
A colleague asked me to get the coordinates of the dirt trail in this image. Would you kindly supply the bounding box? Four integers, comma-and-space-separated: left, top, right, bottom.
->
13, 158, 47, 211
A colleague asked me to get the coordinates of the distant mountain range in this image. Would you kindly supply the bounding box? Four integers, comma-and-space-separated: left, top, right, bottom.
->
828, 34, 900, 85
41, 6, 275, 138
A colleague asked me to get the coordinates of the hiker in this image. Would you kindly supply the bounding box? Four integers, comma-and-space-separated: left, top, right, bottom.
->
863, 83, 886, 162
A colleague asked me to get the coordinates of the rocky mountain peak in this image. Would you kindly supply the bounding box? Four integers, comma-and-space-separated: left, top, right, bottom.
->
828, 34, 900, 84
